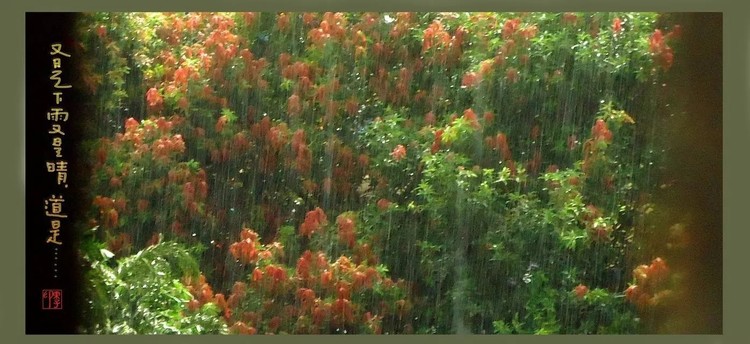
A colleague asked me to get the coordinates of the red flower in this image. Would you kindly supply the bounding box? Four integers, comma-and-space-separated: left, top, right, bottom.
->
391, 144, 407, 161
358, 154, 370, 170
432, 129, 444, 154
104, 208, 119, 228
297, 288, 316, 310
295, 144, 312, 175
145, 87, 163, 110
287, 94, 301, 116
95, 25, 107, 39
187, 299, 201, 312
520, 25, 538, 40
612, 17, 623, 35
114, 198, 127, 212
649, 29, 665, 54
268, 316, 282, 333
463, 108, 480, 129
296, 255, 311, 281
647, 257, 670, 283
477, 60, 495, 78
530, 124, 540, 141
229, 321, 257, 335
633, 264, 650, 286
299, 207, 328, 238
506, 67, 519, 83
667, 25, 682, 41
479, 112, 494, 127
592, 119, 613, 143
331, 298, 354, 326
312, 303, 329, 327
320, 270, 334, 288
461, 72, 480, 88
125, 117, 140, 132
136, 199, 149, 212
502, 18, 521, 39
336, 214, 356, 248
109, 176, 122, 188
251, 268, 263, 283
424, 111, 436, 126
214, 293, 228, 312
377, 198, 392, 211
625, 285, 641, 303
215, 115, 229, 133
591, 225, 611, 242
496, 133, 511, 160
568, 176, 580, 186
527, 150, 542, 176
562, 13, 578, 25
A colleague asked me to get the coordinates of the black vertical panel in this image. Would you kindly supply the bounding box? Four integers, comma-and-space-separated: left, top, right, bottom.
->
26, 12, 85, 334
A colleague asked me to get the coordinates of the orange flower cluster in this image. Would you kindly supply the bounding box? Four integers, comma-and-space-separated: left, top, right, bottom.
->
483, 132, 516, 176
649, 29, 676, 71
562, 13, 578, 26
184, 273, 217, 311
336, 213, 357, 248
106, 233, 132, 256
329, 146, 359, 198
582, 119, 613, 174
422, 20, 451, 53
307, 12, 348, 47
391, 144, 407, 161
185, 274, 239, 322
612, 17, 623, 35
462, 108, 481, 130
252, 264, 289, 293
431, 129, 444, 154
151, 134, 186, 163
502, 18, 522, 39
299, 207, 328, 238
215, 226, 412, 334
579, 204, 611, 242
376, 198, 392, 212
146, 87, 163, 112
625, 257, 672, 309
92, 196, 122, 229
591, 119, 613, 143
421, 20, 464, 67
573, 284, 589, 300
296, 250, 324, 284
290, 130, 312, 175
461, 71, 480, 88
230, 228, 262, 265
238, 48, 268, 88
245, 117, 290, 173
526, 150, 542, 176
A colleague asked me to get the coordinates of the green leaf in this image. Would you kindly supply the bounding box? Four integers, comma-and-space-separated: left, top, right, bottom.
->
220, 108, 237, 122
100, 249, 115, 260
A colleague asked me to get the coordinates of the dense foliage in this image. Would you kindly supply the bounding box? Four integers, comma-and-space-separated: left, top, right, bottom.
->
76, 12, 684, 334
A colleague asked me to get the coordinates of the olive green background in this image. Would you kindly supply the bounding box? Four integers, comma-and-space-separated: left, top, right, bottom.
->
3, 0, 744, 343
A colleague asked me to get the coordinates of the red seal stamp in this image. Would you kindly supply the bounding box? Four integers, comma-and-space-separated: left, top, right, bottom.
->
42, 289, 63, 310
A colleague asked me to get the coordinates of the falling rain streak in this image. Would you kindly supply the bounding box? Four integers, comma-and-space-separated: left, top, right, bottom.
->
74, 12, 720, 335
